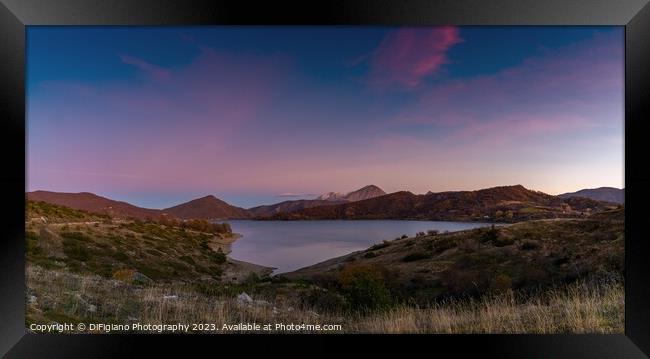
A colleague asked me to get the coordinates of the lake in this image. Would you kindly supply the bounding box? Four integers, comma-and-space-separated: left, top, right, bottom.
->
227, 220, 493, 274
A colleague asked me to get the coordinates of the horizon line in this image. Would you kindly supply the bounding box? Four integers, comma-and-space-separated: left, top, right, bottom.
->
25, 183, 624, 210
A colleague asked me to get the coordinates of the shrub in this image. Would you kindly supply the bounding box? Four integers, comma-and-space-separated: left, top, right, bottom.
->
62, 239, 90, 261
181, 219, 232, 234
427, 230, 439, 236
112, 269, 135, 282
433, 238, 456, 254
369, 242, 389, 251
338, 264, 392, 312
521, 240, 540, 250
402, 252, 432, 262
457, 238, 478, 253
363, 252, 378, 259
401, 234, 408, 239
494, 236, 515, 247
26, 231, 41, 255
489, 273, 513, 292
111, 251, 130, 262
301, 288, 347, 312
209, 248, 227, 264
416, 231, 426, 237
480, 225, 499, 243
61, 231, 92, 242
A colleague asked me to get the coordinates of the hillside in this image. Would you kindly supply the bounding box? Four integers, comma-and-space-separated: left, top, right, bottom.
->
26, 200, 270, 283
249, 185, 387, 217
164, 195, 251, 219
270, 185, 617, 222
283, 208, 624, 301
27, 191, 164, 219
343, 185, 386, 202
248, 199, 345, 217
559, 187, 624, 204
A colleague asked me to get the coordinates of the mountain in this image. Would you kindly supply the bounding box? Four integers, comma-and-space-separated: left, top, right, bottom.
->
27, 190, 164, 219
163, 195, 251, 219
249, 185, 387, 217
248, 199, 345, 217
316, 192, 346, 201
343, 185, 386, 202
558, 187, 624, 204
269, 185, 617, 222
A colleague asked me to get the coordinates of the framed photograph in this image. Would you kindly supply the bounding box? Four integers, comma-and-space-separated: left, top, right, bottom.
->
1, 0, 649, 357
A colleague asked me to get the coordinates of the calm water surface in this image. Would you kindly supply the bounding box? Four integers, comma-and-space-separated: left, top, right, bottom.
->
227, 220, 493, 273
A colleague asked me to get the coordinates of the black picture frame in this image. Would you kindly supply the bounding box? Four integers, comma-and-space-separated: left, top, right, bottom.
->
1, 0, 649, 357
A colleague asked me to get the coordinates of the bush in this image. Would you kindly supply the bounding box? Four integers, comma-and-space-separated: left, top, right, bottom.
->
457, 238, 478, 253
427, 230, 439, 236
416, 231, 426, 237
363, 252, 378, 259
209, 248, 227, 264
432, 238, 456, 254
301, 288, 347, 312
480, 225, 499, 243
521, 240, 540, 250
401, 234, 408, 239
61, 231, 92, 242
489, 273, 512, 292
402, 252, 432, 262
181, 219, 232, 234
338, 264, 392, 312
62, 239, 90, 261
112, 269, 136, 282
494, 236, 515, 247
369, 242, 389, 251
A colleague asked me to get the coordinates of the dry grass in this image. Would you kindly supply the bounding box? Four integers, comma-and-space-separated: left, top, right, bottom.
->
26, 265, 622, 334
350, 276, 623, 333
26, 265, 337, 333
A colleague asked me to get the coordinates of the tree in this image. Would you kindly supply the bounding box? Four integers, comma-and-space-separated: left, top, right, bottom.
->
338, 264, 392, 312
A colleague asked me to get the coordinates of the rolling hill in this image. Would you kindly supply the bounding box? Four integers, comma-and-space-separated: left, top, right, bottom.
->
558, 187, 624, 204
27, 191, 164, 219
163, 195, 251, 219
283, 207, 624, 301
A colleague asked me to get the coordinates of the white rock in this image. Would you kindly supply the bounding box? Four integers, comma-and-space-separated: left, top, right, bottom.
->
28, 295, 37, 304
163, 295, 178, 300
236, 292, 253, 305
88, 304, 97, 313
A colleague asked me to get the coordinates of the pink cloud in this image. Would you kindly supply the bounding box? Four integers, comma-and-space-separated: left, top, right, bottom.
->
366, 27, 462, 89
387, 31, 623, 130
120, 54, 171, 81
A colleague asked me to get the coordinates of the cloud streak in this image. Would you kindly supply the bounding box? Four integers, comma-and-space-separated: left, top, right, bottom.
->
120, 54, 171, 81
366, 27, 462, 89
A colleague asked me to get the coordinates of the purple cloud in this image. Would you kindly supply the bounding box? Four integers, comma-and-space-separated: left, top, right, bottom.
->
366, 27, 462, 89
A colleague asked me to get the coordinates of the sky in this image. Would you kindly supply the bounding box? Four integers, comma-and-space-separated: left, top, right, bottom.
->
27, 26, 624, 209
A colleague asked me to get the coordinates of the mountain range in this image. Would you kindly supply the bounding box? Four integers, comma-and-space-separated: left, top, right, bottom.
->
248, 185, 386, 217
268, 185, 619, 222
27, 184, 621, 222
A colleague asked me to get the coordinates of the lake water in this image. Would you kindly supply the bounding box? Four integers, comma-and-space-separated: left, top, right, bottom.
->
227, 220, 493, 274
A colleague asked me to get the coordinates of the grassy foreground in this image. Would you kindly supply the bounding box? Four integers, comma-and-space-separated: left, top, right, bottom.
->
26, 264, 622, 334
